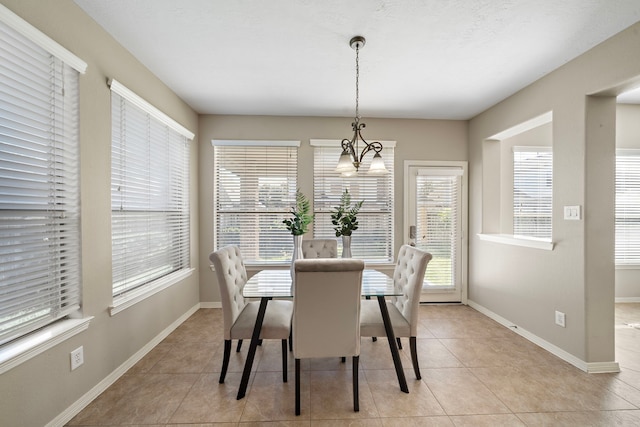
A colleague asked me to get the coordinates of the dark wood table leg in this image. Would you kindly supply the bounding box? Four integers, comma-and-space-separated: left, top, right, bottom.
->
377, 296, 409, 393
237, 297, 270, 400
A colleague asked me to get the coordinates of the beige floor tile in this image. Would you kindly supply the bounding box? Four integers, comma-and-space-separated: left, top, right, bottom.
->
449, 413, 525, 426
380, 416, 454, 426
413, 338, 465, 369
240, 371, 300, 421
358, 337, 412, 371
364, 369, 445, 417
421, 368, 511, 416
67, 304, 640, 426
515, 409, 640, 426
151, 340, 219, 374
308, 369, 379, 419
170, 372, 247, 423
310, 418, 382, 426
67, 373, 199, 425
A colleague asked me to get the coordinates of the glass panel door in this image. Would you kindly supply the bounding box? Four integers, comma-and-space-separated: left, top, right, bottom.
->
406, 162, 466, 302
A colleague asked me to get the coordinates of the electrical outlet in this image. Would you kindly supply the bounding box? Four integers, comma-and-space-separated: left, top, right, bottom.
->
70, 346, 84, 370
555, 311, 566, 328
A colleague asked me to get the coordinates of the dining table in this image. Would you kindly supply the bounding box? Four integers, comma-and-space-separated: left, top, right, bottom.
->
236, 268, 408, 400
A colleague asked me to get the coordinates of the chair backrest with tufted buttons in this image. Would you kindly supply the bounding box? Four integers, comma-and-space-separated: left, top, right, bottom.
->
391, 245, 432, 336
302, 239, 338, 259
209, 245, 249, 339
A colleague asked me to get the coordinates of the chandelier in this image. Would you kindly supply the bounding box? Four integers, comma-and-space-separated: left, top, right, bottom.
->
335, 36, 388, 176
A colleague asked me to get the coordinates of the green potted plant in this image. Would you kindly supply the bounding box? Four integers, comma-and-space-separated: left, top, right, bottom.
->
331, 189, 363, 257
283, 189, 313, 236
283, 189, 313, 272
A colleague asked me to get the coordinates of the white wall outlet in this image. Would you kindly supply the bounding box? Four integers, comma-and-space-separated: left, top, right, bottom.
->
70, 346, 84, 370
555, 311, 566, 327
563, 205, 581, 220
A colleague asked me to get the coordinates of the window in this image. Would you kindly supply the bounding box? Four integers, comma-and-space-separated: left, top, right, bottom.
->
213, 140, 299, 263
513, 147, 553, 239
616, 150, 640, 264
110, 80, 194, 302
310, 140, 395, 261
0, 8, 86, 346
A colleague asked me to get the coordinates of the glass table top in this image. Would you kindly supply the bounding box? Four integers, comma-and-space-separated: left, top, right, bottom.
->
243, 268, 398, 298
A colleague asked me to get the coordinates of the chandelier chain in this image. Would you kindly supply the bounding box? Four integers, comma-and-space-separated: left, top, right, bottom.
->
355, 43, 360, 120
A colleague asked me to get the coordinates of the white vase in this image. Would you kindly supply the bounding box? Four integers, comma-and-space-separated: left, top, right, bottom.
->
341, 235, 352, 258
290, 234, 304, 279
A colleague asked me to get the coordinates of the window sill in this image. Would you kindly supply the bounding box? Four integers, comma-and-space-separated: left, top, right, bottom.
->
109, 268, 195, 316
478, 233, 555, 251
616, 264, 640, 270
0, 317, 93, 375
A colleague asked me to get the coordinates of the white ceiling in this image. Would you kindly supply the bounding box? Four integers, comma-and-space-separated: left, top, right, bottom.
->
74, 0, 640, 120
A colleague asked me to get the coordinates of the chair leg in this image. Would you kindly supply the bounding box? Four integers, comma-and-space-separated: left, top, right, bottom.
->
341, 357, 346, 363
289, 329, 293, 351
396, 337, 402, 349
281, 339, 288, 383
410, 336, 421, 380
366, 296, 377, 342
295, 359, 301, 416
236, 339, 243, 352
220, 340, 231, 384
352, 355, 359, 412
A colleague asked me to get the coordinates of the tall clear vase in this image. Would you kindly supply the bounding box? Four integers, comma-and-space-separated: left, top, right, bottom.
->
341, 235, 352, 258
290, 234, 304, 280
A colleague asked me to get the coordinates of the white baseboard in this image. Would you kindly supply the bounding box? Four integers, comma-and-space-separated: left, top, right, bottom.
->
615, 297, 640, 303
467, 300, 620, 374
47, 303, 201, 427
200, 301, 222, 308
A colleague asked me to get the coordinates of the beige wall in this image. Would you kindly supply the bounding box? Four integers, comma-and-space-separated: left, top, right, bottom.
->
0, 1, 200, 426
468, 21, 640, 366
198, 115, 468, 302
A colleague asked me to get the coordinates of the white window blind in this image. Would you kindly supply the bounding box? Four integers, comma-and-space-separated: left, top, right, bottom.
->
110, 81, 192, 297
415, 168, 462, 288
513, 147, 553, 239
616, 151, 640, 264
311, 140, 395, 261
0, 13, 84, 345
213, 140, 299, 263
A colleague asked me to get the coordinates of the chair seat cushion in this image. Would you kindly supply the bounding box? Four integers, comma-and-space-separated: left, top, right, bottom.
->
230, 299, 293, 340
359, 299, 410, 337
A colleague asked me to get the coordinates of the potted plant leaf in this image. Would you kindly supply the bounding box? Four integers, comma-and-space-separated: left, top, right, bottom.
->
283, 189, 313, 272
331, 189, 363, 257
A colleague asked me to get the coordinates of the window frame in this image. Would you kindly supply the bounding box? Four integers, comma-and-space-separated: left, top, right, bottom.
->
0, 3, 91, 373
310, 139, 395, 262
109, 79, 195, 315
212, 140, 300, 266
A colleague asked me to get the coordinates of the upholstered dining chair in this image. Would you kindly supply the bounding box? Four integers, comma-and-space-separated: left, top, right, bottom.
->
301, 239, 338, 259
293, 258, 365, 415
359, 244, 432, 380
209, 245, 293, 384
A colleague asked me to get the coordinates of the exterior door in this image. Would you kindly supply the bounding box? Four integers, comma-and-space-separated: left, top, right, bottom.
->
405, 161, 467, 303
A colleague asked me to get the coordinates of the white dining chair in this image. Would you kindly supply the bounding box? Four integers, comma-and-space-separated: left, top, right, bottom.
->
293, 258, 364, 415
302, 239, 338, 259
359, 245, 432, 380
209, 245, 293, 384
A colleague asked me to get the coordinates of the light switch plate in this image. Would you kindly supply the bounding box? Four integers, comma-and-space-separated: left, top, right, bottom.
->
564, 205, 581, 220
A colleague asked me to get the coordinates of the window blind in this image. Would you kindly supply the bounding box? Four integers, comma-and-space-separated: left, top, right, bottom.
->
513, 147, 553, 239
213, 140, 299, 263
110, 83, 192, 297
415, 168, 462, 288
616, 151, 640, 264
0, 15, 83, 345
311, 140, 395, 261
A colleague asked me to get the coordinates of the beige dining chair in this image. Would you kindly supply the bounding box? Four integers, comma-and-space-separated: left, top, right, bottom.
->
359, 244, 432, 380
302, 239, 338, 258
293, 258, 365, 415
209, 245, 293, 384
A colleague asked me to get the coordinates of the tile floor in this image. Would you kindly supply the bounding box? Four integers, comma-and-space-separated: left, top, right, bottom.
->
67, 304, 640, 426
